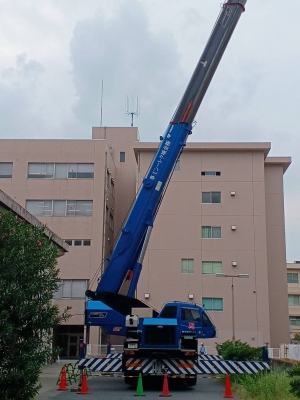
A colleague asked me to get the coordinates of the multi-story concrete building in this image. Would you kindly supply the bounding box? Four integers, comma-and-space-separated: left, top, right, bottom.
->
0, 127, 291, 356
287, 261, 300, 341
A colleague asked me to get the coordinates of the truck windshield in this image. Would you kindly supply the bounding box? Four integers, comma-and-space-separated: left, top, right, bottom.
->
159, 306, 177, 318
202, 312, 213, 327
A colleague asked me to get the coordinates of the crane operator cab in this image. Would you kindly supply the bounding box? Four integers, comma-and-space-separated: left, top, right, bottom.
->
158, 302, 216, 339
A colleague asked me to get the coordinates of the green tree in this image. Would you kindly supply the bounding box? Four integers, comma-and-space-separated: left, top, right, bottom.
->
293, 333, 300, 342
0, 210, 71, 400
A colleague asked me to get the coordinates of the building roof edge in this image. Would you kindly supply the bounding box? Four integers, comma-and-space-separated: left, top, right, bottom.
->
134, 142, 271, 158
0, 189, 69, 255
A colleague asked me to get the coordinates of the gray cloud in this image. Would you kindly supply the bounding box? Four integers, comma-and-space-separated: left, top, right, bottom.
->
70, 0, 185, 138
0, 0, 299, 260
0, 54, 45, 137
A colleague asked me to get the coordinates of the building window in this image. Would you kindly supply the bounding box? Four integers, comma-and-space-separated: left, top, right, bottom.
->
120, 152, 125, 162
288, 273, 299, 284
54, 280, 88, 299
28, 163, 94, 179
26, 200, 93, 216
66, 201, 93, 216
28, 163, 54, 179
174, 160, 180, 172
201, 171, 221, 176
289, 295, 300, 306
290, 316, 300, 326
202, 261, 222, 274
202, 226, 221, 239
0, 163, 13, 178
25, 200, 53, 216
202, 192, 221, 204
202, 298, 223, 311
68, 163, 94, 179
181, 259, 194, 274
65, 240, 91, 246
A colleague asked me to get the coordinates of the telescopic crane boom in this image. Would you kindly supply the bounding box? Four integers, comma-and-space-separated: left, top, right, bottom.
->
87, 1, 247, 308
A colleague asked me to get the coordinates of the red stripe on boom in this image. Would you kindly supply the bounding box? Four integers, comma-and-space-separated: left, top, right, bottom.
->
181, 102, 193, 122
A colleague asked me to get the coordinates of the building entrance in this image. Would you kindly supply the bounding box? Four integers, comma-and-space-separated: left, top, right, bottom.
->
54, 325, 84, 359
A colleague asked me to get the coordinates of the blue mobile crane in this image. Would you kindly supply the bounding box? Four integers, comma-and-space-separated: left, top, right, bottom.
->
83, 0, 249, 384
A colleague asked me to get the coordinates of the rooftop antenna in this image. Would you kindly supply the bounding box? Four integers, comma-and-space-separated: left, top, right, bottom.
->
125, 95, 140, 127
100, 79, 104, 127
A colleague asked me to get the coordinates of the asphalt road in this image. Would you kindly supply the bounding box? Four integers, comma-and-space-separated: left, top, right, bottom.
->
38, 373, 241, 400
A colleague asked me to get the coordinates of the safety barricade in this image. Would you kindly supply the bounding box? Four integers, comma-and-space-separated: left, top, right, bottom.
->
78, 355, 269, 376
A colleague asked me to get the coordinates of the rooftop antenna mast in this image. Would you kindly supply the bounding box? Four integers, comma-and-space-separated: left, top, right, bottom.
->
100, 79, 104, 127
125, 95, 140, 126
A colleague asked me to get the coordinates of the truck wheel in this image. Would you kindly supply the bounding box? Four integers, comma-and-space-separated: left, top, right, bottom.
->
186, 376, 197, 386
124, 376, 135, 385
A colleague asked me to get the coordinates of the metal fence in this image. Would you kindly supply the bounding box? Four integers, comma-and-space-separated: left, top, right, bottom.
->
268, 344, 300, 361
286, 344, 300, 361
86, 344, 124, 357
268, 348, 280, 359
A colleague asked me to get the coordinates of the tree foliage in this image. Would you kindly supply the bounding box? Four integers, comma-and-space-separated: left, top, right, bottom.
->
293, 333, 300, 342
216, 340, 263, 361
287, 364, 300, 398
0, 211, 70, 400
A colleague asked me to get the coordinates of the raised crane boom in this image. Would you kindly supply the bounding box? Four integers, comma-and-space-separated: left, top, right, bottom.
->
88, 0, 247, 302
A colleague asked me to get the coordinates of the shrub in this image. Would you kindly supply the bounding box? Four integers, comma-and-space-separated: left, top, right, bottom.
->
232, 369, 298, 400
287, 364, 300, 397
216, 340, 263, 361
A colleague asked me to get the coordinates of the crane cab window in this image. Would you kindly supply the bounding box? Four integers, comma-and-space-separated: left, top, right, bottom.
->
181, 308, 201, 322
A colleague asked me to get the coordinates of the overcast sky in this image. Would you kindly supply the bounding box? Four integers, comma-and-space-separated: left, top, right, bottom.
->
0, 0, 299, 261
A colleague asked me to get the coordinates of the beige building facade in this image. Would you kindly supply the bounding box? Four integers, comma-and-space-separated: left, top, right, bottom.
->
0, 127, 291, 355
287, 262, 300, 341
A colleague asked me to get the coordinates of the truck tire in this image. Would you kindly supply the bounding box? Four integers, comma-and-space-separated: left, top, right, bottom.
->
124, 376, 136, 385
186, 376, 197, 386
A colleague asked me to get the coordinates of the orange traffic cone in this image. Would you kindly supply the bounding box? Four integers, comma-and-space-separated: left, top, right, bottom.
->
223, 374, 234, 398
77, 371, 91, 395
58, 366, 68, 391
159, 373, 172, 397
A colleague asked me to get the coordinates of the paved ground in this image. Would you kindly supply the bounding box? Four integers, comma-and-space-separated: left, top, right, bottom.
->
37, 362, 241, 399
37, 360, 77, 399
